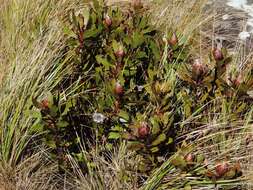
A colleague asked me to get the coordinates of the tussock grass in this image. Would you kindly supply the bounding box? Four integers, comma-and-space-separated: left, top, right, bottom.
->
150, 0, 209, 35
0, 0, 81, 188
70, 143, 141, 190
0, 0, 63, 166
0, 150, 59, 190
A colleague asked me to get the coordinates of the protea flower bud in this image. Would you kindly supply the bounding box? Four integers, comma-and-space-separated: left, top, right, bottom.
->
41, 99, 49, 109
138, 122, 150, 138
115, 44, 125, 58
234, 74, 243, 87
104, 14, 112, 27
185, 153, 194, 163
169, 32, 178, 46
213, 48, 224, 61
215, 162, 229, 177
114, 82, 124, 96
192, 59, 206, 76
115, 50, 124, 58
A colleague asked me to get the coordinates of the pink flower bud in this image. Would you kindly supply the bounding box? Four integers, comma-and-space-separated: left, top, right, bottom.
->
138, 122, 150, 138
169, 32, 178, 46
213, 48, 224, 61
104, 15, 112, 27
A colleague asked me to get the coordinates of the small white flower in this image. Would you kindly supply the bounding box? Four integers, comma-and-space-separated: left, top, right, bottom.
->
239, 31, 250, 41
137, 85, 144, 92
92, 112, 106, 124
119, 118, 127, 123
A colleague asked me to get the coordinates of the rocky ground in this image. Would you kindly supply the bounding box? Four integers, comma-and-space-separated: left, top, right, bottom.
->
200, 0, 253, 58
106, 0, 252, 49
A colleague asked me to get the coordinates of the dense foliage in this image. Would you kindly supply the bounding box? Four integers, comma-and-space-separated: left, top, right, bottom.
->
30, 0, 252, 186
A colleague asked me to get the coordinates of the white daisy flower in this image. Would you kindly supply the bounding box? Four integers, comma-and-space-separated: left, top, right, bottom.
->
92, 112, 106, 124
137, 85, 144, 92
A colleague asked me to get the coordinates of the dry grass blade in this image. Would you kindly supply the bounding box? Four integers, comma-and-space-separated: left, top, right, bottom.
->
0, 150, 60, 190
0, 0, 86, 189
69, 142, 140, 190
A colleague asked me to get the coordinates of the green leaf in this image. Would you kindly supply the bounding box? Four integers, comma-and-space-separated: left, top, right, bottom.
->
29, 109, 42, 119
118, 110, 129, 121
30, 122, 43, 133
56, 120, 69, 128
84, 27, 101, 39
112, 40, 120, 52
46, 140, 56, 149
184, 102, 192, 118
236, 103, 246, 113
196, 154, 205, 164
105, 143, 113, 150
150, 147, 159, 153
150, 116, 160, 135
82, 7, 90, 26
46, 91, 54, 107
49, 105, 58, 117
149, 40, 160, 60
200, 92, 209, 103
73, 152, 85, 162
63, 26, 75, 37
127, 141, 144, 151
70, 10, 78, 28
184, 184, 192, 190
171, 155, 187, 169
95, 55, 112, 69
62, 100, 72, 116
136, 51, 148, 59
114, 26, 125, 36
108, 132, 121, 140
132, 32, 145, 48
139, 17, 148, 29
142, 27, 155, 35
152, 133, 166, 146
92, 0, 100, 10
166, 137, 173, 145
66, 37, 78, 47
123, 36, 132, 45
111, 125, 124, 132
162, 111, 172, 125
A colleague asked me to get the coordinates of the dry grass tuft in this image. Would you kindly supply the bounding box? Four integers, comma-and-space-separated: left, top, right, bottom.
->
0, 151, 59, 190
70, 143, 141, 190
